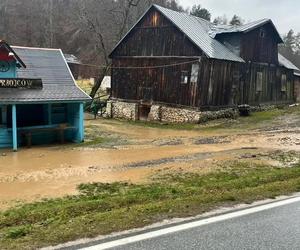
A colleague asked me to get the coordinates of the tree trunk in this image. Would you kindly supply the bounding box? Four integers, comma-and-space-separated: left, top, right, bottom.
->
89, 64, 111, 98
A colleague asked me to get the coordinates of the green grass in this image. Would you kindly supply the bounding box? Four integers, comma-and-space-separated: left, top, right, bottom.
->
79, 124, 129, 148
1, 161, 300, 249
119, 106, 300, 132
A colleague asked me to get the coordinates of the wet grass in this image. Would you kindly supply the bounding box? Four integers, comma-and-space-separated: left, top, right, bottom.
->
121, 105, 300, 132
79, 124, 129, 148
1, 161, 300, 249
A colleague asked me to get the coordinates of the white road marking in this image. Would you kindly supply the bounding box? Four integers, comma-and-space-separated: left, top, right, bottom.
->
81, 196, 300, 250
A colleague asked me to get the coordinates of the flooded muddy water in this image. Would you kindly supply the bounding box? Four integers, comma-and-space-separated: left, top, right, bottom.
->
0, 118, 299, 210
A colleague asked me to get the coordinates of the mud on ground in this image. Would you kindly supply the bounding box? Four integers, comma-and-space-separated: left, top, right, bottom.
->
0, 107, 299, 210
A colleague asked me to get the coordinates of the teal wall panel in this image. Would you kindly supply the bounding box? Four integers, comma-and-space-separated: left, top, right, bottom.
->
0, 102, 85, 149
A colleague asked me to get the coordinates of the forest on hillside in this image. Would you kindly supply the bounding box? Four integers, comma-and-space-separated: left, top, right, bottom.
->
1, 0, 300, 93
0, 0, 184, 65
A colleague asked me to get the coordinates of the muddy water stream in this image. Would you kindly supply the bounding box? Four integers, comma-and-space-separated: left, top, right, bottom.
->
0, 119, 299, 210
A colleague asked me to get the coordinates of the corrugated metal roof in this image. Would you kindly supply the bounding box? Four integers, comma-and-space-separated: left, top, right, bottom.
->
210, 19, 270, 36
211, 19, 283, 43
110, 5, 244, 63
0, 46, 90, 103
153, 5, 244, 62
278, 53, 300, 71
110, 5, 285, 63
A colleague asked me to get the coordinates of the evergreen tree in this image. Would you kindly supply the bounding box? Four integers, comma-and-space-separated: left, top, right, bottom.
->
213, 15, 228, 25
230, 15, 243, 26
190, 4, 211, 21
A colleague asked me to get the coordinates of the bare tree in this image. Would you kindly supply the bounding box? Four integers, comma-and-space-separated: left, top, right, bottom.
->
79, 0, 142, 98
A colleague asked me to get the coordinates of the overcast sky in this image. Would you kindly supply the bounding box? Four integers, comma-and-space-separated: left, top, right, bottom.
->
178, 0, 298, 34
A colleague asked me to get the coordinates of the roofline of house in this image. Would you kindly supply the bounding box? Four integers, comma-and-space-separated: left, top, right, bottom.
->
109, 4, 214, 60
11, 45, 61, 51
0, 40, 27, 68
215, 19, 283, 43
0, 100, 90, 105
109, 4, 154, 59
109, 4, 283, 61
59, 49, 92, 101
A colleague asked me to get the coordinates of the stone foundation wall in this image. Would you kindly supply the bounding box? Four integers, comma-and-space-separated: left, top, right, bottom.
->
160, 106, 201, 123
106, 100, 138, 121
107, 100, 238, 123
148, 105, 238, 123
148, 105, 161, 121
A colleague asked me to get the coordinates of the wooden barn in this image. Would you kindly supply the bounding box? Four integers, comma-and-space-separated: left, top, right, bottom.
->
108, 4, 299, 122
0, 41, 91, 151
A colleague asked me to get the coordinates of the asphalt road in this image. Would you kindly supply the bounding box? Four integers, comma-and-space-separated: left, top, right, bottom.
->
78, 197, 300, 250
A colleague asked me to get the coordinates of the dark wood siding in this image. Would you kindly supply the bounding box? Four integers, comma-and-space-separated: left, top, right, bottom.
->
111, 57, 242, 109
240, 23, 279, 64
294, 75, 300, 102
111, 9, 202, 57
238, 63, 294, 105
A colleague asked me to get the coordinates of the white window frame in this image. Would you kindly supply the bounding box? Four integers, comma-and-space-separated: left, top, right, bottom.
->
181, 71, 189, 84
256, 72, 263, 92
190, 63, 199, 84
281, 74, 287, 92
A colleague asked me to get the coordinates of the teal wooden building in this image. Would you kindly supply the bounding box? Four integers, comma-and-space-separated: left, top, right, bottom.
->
0, 41, 91, 151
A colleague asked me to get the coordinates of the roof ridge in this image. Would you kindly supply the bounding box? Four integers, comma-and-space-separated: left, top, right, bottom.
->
153, 4, 212, 24
11, 45, 61, 51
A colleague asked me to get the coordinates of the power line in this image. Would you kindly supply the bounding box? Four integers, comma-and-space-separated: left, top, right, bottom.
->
76, 59, 200, 69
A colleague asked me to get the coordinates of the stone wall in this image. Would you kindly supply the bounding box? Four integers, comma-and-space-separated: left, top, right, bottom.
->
160, 106, 201, 123
148, 105, 161, 121
107, 100, 238, 123
106, 100, 138, 121
148, 104, 238, 123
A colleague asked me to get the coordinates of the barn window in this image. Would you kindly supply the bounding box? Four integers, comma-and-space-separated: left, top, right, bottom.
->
256, 72, 263, 92
281, 74, 287, 92
152, 12, 159, 26
190, 64, 199, 84
181, 71, 189, 84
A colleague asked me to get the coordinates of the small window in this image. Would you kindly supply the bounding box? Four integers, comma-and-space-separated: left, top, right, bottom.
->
281, 74, 287, 92
181, 71, 189, 84
256, 72, 263, 92
190, 64, 199, 84
152, 12, 159, 26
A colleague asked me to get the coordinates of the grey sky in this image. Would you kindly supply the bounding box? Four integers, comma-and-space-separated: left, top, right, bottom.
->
178, 0, 298, 34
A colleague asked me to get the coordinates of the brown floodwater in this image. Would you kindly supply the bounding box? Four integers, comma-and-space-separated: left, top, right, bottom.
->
0, 118, 299, 210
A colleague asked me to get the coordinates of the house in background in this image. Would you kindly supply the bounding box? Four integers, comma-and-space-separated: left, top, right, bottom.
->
64, 53, 82, 79
108, 4, 299, 122
64, 53, 100, 80
0, 41, 90, 151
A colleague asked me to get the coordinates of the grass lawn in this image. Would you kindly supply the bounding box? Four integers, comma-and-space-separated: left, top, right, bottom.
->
1, 161, 300, 249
